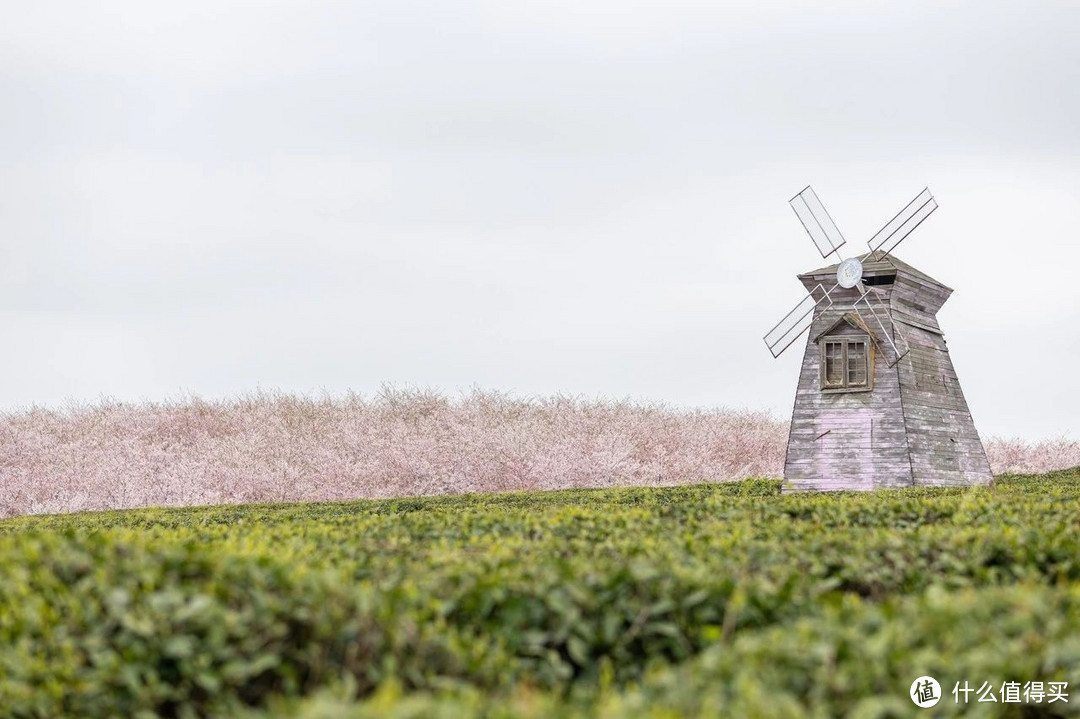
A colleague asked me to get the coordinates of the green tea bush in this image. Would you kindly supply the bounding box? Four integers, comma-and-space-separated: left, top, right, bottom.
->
260, 583, 1080, 718
0, 534, 504, 718
2, 468, 1079, 717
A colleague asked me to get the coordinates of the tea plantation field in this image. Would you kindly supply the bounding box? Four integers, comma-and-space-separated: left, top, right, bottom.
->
2, 470, 1079, 718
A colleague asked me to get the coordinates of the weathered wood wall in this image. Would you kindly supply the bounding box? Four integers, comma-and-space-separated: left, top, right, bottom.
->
892, 272, 993, 487
783, 301, 913, 491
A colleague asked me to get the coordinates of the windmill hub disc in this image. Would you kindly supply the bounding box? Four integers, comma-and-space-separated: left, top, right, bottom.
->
836, 257, 864, 289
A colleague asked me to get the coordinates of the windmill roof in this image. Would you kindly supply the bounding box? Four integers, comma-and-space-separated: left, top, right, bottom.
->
811, 312, 875, 343
798, 251, 952, 291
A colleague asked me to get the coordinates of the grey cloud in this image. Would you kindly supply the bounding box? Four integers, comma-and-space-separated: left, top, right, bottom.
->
0, 0, 1077, 439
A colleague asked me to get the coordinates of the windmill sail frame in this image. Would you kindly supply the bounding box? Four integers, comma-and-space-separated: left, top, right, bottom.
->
866, 188, 937, 260
853, 285, 911, 368
763, 283, 835, 359
789, 186, 847, 260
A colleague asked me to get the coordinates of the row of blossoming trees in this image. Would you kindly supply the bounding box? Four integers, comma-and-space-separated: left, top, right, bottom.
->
0, 388, 1076, 518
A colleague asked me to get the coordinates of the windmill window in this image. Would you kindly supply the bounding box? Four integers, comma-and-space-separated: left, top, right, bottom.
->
824, 341, 844, 387
820, 336, 873, 392
863, 274, 896, 286
847, 341, 867, 385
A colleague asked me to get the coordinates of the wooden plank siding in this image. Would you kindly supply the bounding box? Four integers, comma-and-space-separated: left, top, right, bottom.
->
895, 323, 993, 488
783, 305, 913, 492
783, 254, 992, 492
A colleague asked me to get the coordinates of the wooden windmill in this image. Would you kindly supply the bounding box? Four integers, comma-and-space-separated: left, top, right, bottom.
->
764, 187, 992, 491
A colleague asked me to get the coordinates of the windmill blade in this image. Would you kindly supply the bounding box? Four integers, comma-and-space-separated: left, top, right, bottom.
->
764, 283, 835, 358
853, 286, 910, 368
889, 317, 912, 365
866, 188, 937, 259
789, 186, 847, 259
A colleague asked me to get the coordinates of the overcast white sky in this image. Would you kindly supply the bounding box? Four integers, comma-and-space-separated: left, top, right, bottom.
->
2, 1, 1078, 439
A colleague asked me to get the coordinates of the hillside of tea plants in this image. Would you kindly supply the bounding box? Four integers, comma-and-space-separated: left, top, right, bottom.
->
3, 469, 1080, 717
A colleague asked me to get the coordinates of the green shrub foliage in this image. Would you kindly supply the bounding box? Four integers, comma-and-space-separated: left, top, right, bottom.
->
2, 470, 1079, 717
